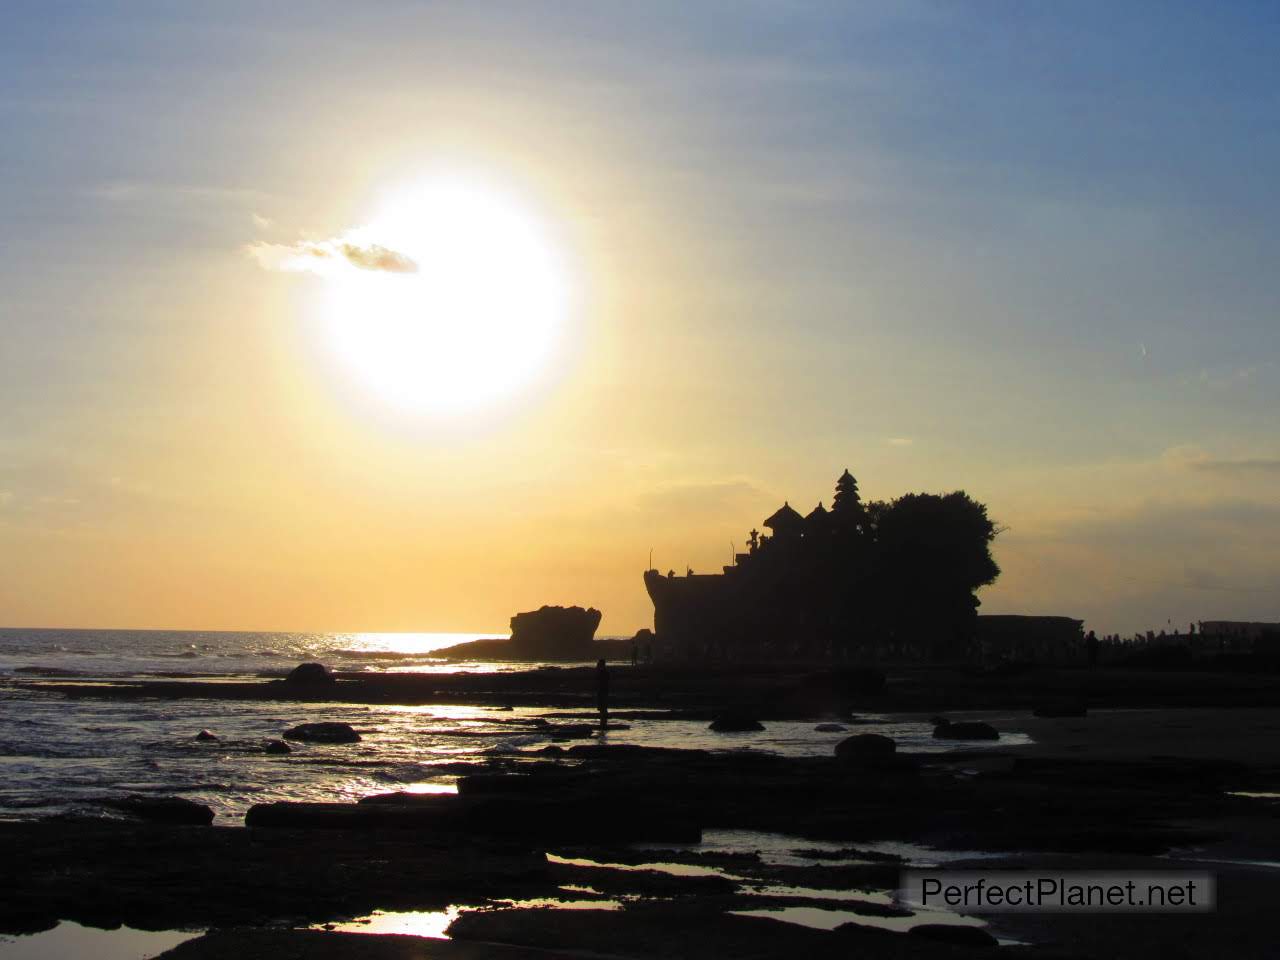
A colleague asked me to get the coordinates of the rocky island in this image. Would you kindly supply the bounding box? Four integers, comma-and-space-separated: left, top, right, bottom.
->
439, 605, 619, 661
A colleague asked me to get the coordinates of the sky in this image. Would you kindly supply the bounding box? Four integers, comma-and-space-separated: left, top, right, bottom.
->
1, 1, 1278, 636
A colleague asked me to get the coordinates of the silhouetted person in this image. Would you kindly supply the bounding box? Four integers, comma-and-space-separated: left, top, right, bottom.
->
1086, 630, 1099, 667
631, 640, 638, 667
595, 658, 609, 731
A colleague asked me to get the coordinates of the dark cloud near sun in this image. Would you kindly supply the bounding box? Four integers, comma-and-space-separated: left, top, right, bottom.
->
338, 242, 417, 274
247, 238, 417, 275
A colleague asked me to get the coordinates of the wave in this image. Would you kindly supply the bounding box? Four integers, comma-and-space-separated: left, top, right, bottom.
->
329, 649, 446, 661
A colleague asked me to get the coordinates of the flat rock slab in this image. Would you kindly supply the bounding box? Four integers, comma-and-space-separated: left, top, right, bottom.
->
156, 929, 587, 960
0, 822, 550, 934
447, 907, 975, 960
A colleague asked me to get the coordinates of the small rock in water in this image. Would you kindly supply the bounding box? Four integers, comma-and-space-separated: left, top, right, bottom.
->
709, 710, 764, 732
932, 720, 999, 741
283, 722, 361, 743
814, 722, 847, 732
101, 795, 215, 826
284, 662, 336, 687
195, 729, 219, 742
263, 740, 292, 755
835, 733, 896, 762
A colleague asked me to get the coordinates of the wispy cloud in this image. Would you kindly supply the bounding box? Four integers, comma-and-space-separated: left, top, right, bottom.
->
1162, 446, 1280, 475
247, 238, 418, 275
887, 437, 913, 447
1189, 456, 1280, 474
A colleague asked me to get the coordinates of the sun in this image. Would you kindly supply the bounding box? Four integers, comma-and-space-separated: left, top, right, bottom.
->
317, 177, 570, 415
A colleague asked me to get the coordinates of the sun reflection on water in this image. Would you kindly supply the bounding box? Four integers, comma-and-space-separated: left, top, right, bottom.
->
342, 633, 507, 656
322, 907, 461, 938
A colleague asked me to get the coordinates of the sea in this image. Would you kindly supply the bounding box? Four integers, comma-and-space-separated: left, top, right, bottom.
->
0, 628, 1030, 825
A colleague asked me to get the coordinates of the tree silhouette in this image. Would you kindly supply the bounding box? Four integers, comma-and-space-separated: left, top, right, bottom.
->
868, 491, 1000, 659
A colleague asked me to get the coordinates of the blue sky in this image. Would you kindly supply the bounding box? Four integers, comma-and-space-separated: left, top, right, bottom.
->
1, 2, 1277, 632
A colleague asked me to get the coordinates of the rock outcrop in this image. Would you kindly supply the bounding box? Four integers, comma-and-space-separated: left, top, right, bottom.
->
439, 606, 605, 661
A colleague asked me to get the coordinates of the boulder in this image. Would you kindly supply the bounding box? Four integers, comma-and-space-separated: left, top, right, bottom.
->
709, 711, 764, 732
835, 733, 896, 761
284, 662, 336, 687
101, 796, 215, 826
283, 722, 361, 744
814, 723, 847, 732
263, 739, 292, 755
933, 720, 999, 741
908, 924, 999, 948
194, 729, 219, 742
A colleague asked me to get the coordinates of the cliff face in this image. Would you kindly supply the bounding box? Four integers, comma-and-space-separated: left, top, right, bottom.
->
440, 605, 603, 661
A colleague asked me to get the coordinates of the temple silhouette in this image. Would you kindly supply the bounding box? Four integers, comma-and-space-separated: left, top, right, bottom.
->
645, 468, 1080, 662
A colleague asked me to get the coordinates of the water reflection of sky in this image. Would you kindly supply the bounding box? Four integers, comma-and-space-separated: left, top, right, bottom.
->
0, 923, 195, 960
0, 685, 1032, 824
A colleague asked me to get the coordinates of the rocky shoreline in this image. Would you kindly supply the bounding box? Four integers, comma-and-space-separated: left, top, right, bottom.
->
14, 660, 1280, 713
4, 666, 1280, 958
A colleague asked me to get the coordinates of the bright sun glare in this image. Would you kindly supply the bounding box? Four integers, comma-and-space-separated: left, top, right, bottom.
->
319, 178, 570, 415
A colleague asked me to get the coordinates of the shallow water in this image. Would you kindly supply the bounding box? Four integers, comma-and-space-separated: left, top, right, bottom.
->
0, 922, 195, 959
0, 629, 1031, 823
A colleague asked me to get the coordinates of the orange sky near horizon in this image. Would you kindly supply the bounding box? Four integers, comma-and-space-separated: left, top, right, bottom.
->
2, 5, 1278, 638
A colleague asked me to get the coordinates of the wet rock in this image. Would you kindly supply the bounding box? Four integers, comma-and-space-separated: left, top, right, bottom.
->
245, 798, 464, 829
548, 723, 597, 740
814, 723, 847, 732
908, 923, 999, 947
282, 721, 361, 743
248, 795, 700, 843
835, 733, 896, 761
263, 740, 291, 755
932, 720, 999, 741
194, 730, 219, 742
709, 710, 764, 732
100, 796, 214, 826
284, 662, 335, 687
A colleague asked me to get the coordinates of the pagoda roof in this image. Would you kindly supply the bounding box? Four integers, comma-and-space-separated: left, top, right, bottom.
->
763, 501, 804, 529
805, 501, 829, 522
